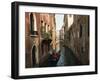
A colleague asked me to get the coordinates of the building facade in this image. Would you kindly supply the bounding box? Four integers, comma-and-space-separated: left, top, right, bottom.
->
64, 14, 89, 65
25, 12, 56, 68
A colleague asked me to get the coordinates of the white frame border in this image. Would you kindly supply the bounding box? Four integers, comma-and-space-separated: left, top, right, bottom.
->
19, 5, 96, 76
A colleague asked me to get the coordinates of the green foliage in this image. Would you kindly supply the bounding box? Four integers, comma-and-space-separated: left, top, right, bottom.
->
43, 32, 51, 40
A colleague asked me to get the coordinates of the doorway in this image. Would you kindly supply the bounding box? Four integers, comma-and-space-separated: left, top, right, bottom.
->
32, 45, 36, 67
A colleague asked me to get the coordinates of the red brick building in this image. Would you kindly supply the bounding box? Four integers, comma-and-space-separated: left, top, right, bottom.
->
25, 12, 56, 68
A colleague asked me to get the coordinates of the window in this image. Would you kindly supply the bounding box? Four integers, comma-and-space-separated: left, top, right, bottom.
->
30, 13, 37, 35
30, 13, 34, 33
44, 23, 46, 32
48, 25, 50, 31
41, 20, 45, 36
80, 24, 82, 38
41, 20, 44, 31
41, 20, 43, 23
32, 45, 36, 67
33, 14, 37, 31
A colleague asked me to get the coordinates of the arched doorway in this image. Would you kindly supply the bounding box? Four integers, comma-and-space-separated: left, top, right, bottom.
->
32, 45, 36, 67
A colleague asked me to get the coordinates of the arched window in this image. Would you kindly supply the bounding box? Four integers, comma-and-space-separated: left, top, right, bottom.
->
33, 14, 37, 31
30, 13, 37, 35
41, 20, 44, 32
48, 25, 50, 31
44, 23, 46, 32
30, 13, 34, 33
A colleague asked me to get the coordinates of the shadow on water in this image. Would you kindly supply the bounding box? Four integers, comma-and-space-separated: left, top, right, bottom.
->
64, 46, 82, 66
39, 46, 85, 68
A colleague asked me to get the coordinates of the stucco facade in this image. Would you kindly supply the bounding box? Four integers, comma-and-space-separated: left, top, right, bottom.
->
64, 14, 89, 65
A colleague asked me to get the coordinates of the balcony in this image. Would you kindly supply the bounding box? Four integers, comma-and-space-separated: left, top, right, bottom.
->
30, 31, 38, 37
41, 32, 52, 44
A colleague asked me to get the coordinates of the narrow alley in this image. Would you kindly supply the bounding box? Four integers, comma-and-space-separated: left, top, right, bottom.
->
25, 12, 89, 68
